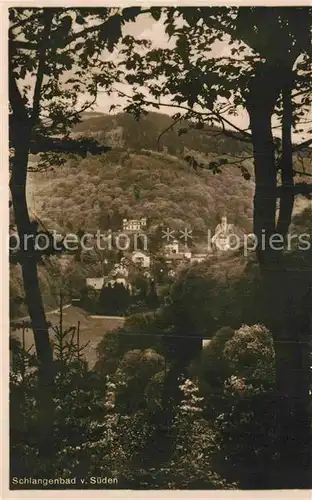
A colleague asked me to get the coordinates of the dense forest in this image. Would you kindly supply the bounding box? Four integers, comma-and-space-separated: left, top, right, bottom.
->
28, 149, 254, 234
28, 111, 310, 236
73, 111, 252, 156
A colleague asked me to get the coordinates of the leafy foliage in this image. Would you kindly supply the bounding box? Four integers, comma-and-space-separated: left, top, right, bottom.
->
120, 7, 311, 148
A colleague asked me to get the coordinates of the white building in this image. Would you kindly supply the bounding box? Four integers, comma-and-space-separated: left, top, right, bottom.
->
164, 240, 192, 260
131, 250, 151, 268
86, 277, 105, 290
122, 218, 147, 232
164, 239, 179, 256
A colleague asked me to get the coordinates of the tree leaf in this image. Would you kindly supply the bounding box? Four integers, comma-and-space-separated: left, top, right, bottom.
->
150, 8, 162, 21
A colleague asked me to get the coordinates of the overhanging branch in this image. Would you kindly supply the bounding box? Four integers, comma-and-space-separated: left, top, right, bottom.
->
116, 87, 253, 144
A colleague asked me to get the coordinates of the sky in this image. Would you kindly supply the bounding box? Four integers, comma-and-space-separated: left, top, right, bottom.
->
18, 10, 310, 141
94, 14, 249, 122
91, 12, 311, 143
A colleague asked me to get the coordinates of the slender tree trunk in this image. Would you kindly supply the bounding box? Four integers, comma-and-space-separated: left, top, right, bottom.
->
276, 80, 294, 238
10, 125, 54, 454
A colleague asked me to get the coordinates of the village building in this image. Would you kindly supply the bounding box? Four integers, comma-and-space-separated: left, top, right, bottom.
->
86, 277, 105, 290
164, 239, 179, 256
122, 217, 147, 233
164, 240, 192, 260
131, 250, 151, 268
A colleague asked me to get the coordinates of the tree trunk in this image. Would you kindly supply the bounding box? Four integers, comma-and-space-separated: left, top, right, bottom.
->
276, 82, 294, 238
245, 64, 311, 487
245, 65, 280, 262
10, 125, 54, 454
270, 272, 311, 487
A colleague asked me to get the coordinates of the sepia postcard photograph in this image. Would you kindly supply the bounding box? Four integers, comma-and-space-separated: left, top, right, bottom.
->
3, 2, 312, 496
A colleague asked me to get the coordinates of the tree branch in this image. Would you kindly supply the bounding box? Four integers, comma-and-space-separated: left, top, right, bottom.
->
46, 82, 99, 129
9, 10, 40, 34
11, 40, 38, 50
276, 183, 312, 196
27, 135, 110, 155
157, 115, 184, 151
293, 170, 312, 178
116, 87, 253, 143
32, 9, 54, 123
212, 112, 252, 144
292, 138, 312, 152
12, 9, 150, 51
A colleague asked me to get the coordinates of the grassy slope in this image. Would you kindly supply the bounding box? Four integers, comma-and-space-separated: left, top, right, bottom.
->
10, 305, 125, 367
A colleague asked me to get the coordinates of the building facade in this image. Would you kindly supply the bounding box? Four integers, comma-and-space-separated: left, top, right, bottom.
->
164, 239, 180, 256
122, 218, 147, 232
86, 277, 105, 290
131, 250, 151, 268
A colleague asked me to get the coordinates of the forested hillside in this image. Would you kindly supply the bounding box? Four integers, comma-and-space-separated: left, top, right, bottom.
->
28, 111, 310, 238
14, 111, 311, 320
29, 149, 254, 235
73, 111, 250, 156
13, 112, 257, 319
